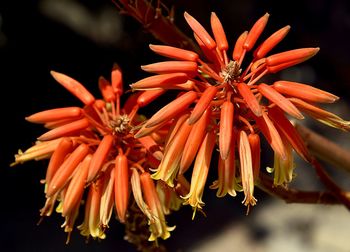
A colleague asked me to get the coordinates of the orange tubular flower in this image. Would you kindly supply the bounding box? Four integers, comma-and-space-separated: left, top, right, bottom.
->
140, 172, 176, 241
13, 66, 179, 242
133, 11, 350, 215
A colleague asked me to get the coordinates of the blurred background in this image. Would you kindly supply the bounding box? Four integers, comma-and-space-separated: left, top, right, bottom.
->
1, 0, 350, 251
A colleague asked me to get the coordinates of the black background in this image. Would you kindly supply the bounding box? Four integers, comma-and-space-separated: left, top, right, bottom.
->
1, 0, 350, 251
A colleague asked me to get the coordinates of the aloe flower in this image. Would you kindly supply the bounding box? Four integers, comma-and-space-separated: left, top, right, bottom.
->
12, 65, 176, 242
132, 12, 350, 213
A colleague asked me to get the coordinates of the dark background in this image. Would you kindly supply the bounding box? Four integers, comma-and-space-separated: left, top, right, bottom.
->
1, 0, 350, 251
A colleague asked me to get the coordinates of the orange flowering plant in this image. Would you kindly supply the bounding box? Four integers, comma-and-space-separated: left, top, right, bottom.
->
12, 0, 350, 250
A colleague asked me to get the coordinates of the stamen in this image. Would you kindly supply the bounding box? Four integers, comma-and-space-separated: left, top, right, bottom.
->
220, 61, 241, 83
110, 114, 131, 134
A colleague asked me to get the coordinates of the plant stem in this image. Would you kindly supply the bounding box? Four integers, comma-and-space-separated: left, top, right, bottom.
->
257, 173, 350, 205
114, 0, 199, 52
295, 123, 350, 174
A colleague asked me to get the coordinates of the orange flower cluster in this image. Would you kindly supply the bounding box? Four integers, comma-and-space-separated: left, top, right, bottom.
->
131, 12, 350, 214
13, 66, 178, 242
13, 11, 350, 245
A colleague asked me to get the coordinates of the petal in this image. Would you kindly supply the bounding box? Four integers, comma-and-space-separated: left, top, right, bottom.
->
253, 111, 286, 160
88, 179, 106, 239
47, 143, 89, 197
238, 130, 257, 206
210, 12, 228, 50
180, 108, 210, 174
145, 91, 197, 128
26, 107, 82, 124
149, 44, 199, 61
141, 61, 198, 76
87, 134, 114, 183
244, 13, 270, 51
137, 89, 166, 107
233, 31, 248, 61
258, 83, 304, 119
268, 106, 311, 162
114, 153, 130, 223
100, 168, 115, 228
130, 169, 154, 221
211, 130, 237, 197
182, 131, 216, 218
141, 172, 175, 241
50, 71, 95, 105
266, 47, 319, 66
62, 154, 91, 217
237, 82, 262, 117
272, 136, 295, 186
291, 98, 350, 131
111, 63, 123, 95
45, 138, 74, 188
138, 136, 163, 160
273, 80, 339, 103
188, 86, 217, 125
219, 100, 234, 160
98, 76, 115, 102
248, 133, 261, 181
184, 12, 216, 50
152, 117, 192, 187
37, 118, 90, 141
253, 25, 290, 59
12, 138, 62, 165
130, 73, 189, 90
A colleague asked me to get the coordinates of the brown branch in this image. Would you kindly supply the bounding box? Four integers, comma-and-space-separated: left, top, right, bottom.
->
311, 158, 350, 210
295, 123, 350, 174
257, 173, 349, 205
113, 0, 199, 52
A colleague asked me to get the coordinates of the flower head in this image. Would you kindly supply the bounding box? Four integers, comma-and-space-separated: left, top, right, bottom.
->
132, 11, 350, 213
13, 66, 176, 242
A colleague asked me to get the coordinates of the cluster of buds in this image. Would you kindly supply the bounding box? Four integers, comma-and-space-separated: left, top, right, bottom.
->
12, 9, 350, 246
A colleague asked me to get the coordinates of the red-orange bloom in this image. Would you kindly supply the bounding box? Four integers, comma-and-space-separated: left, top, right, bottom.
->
132, 11, 350, 214
13, 67, 177, 242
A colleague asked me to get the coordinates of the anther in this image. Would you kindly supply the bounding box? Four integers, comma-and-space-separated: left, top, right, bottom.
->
220, 61, 241, 83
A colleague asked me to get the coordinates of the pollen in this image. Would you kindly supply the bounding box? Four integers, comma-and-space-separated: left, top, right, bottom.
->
220, 60, 241, 83
110, 114, 131, 133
